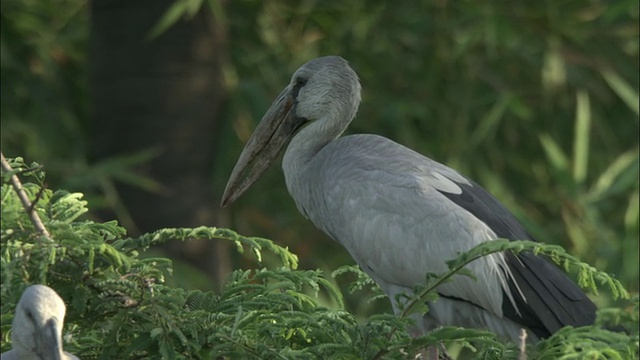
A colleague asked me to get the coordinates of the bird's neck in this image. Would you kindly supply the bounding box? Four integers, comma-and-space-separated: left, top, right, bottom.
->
282, 116, 347, 186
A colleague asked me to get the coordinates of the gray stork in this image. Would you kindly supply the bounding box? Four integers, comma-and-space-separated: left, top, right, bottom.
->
2, 284, 79, 360
221, 56, 596, 342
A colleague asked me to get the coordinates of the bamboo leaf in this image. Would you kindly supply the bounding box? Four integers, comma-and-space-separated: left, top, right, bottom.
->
147, 0, 204, 40
601, 69, 640, 116
540, 134, 570, 173
588, 148, 639, 202
573, 90, 591, 184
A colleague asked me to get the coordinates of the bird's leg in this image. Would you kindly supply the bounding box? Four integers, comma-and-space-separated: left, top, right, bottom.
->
518, 328, 528, 360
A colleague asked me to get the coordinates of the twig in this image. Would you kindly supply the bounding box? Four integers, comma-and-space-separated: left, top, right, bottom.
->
438, 343, 453, 360
1, 152, 52, 240
28, 186, 47, 214
518, 328, 527, 360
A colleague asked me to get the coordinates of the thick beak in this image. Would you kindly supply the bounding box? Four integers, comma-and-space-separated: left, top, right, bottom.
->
37, 318, 64, 360
221, 86, 305, 207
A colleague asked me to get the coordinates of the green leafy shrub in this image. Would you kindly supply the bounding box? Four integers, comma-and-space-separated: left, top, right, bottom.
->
1, 156, 638, 359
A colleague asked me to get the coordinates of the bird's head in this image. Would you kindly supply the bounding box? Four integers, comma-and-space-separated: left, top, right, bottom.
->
288, 56, 361, 127
11, 285, 66, 360
221, 56, 361, 207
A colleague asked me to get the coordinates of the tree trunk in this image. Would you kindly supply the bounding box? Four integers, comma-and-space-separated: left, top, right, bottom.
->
89, 0, 230, 289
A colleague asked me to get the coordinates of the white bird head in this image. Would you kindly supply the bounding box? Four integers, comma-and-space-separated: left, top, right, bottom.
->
5, 284, 75, 360
222, 56, 361, 206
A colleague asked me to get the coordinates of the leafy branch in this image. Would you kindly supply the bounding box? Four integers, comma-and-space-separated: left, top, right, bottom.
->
115, 227, 299, 270
1, 153, 51, 240
2, 156, 637, 359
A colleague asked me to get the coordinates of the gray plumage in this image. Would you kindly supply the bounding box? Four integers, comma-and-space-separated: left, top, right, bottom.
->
2, 285, 79, 360
222, 56, 596, 342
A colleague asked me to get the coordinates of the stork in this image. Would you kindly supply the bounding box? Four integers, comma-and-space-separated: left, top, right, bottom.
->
2, 284, 79, 360
221, 56, 596, 344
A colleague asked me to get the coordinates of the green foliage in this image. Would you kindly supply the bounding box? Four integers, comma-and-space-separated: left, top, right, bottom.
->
2, 158, 638, 359
116, 227, 298, 271
1, 158, 341, 359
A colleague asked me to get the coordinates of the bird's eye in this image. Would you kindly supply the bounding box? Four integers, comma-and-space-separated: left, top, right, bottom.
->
292, 77, 307, 98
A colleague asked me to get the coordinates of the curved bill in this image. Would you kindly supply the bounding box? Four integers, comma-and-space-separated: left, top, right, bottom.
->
221, 86, 305, 207
37, 317, 64, 360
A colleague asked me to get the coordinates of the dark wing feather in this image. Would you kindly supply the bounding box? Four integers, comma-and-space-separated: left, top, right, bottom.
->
437, 178, 596, 338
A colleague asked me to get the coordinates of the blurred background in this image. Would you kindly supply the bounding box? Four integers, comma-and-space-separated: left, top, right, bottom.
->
1, 0, 638, 315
